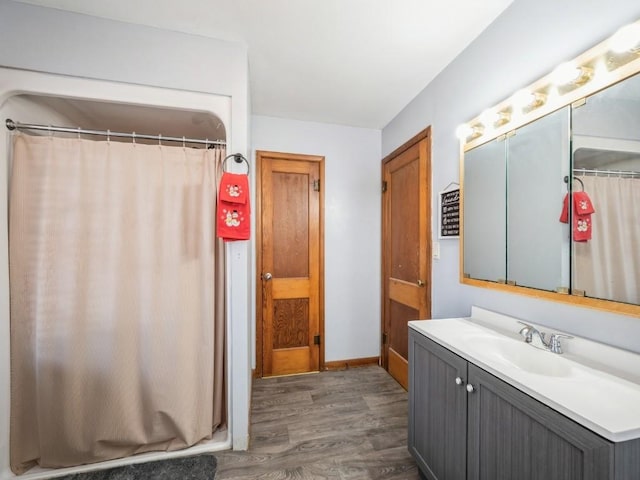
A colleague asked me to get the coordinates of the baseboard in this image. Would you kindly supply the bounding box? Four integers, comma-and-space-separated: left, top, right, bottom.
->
323, 356, 380, 371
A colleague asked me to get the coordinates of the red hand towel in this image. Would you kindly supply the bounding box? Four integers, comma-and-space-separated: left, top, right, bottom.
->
219, 172, 249, 204
559, 192, 595, 241
573, 191, 595, 215
217, 172, 251, 241
573, 214, 592, 242
217, 199, 250, 241
559, 193, 569, 223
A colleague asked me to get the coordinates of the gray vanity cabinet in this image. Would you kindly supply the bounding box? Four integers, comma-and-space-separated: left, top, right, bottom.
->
408, 329, 467, 480
466, 363, 612, 480
409, 330, 619, 480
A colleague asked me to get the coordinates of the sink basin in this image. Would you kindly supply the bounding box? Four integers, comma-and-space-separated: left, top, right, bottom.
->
467, 333, 574, 377
409, 311, 640, 442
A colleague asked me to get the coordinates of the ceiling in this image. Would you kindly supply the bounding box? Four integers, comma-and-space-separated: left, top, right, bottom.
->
14, 0, 514, 129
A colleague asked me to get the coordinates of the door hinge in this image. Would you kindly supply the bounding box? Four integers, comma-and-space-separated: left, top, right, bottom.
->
382, 181, 387, 193
312, 179, 320, 192
314, 334, 321, 345
382, 332, 388, 345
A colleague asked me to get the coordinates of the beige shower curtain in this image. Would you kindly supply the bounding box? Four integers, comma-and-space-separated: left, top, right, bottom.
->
9, 134, 226, 474
573, 174, 640, 304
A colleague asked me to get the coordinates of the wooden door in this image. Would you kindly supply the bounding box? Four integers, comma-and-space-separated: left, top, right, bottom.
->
256, 151, 324, 377
382, 128, 431, 389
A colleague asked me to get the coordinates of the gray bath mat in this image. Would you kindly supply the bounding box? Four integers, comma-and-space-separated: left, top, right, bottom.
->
56, 454, 217, 479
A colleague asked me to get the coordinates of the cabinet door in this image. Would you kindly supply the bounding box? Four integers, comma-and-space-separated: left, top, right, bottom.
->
409, 331, 467, 480
467, 364, 613, 480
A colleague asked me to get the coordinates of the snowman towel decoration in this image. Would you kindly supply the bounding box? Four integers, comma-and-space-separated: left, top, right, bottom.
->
217, 171, 250, 241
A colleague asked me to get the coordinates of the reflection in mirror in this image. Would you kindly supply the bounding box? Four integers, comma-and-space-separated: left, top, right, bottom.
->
463, 139, 506, 282
572, 71, 640, 305
507, 107, 570, 292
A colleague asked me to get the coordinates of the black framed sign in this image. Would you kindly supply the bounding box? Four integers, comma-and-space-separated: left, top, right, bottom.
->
439, 187, 460, 239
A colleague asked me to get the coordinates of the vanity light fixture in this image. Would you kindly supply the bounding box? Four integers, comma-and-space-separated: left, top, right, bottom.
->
479, 109, 511, 129
511, 89, 546, 111
455, 123, 483, 141
494, 110, 511, 127
551, 62, 593, 86
609, 22, 640, 53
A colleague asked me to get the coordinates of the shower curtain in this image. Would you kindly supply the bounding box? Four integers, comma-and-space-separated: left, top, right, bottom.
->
573, 175, 640, 304
9, 134, 226, 474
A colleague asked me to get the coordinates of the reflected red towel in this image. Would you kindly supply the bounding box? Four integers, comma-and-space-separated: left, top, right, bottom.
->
219, 172, 249, 204
217, 172, 251, 241
559, 192, 595, 241
573, 214, 592, 242
559, 193, 569, 223
573, 191, 595, 215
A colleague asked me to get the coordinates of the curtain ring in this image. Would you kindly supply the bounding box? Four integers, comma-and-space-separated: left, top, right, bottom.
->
182, 136, 186, 148
107, 129, 111, 143
77, 126, 81, 139
158, 133, 162, 146
132, 132, 136, 144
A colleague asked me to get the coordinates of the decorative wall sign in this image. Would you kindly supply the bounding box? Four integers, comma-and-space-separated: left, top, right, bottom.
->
439, 186, 460, 239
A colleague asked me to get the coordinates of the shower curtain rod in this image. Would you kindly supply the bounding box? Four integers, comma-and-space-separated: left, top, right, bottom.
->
5, 118, 226, 147
574, 167, 640, 177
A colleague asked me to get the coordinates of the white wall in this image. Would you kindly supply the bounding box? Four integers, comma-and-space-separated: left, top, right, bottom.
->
251, 115, 381, 362
382, 0, 640, 353
0, 0, 252, 466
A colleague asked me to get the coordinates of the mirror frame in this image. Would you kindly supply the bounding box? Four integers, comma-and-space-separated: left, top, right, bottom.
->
459, 18, 640, 318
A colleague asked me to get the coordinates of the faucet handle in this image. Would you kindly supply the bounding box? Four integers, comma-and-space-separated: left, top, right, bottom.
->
517, 321, 535, 341
548, 333, 573, 354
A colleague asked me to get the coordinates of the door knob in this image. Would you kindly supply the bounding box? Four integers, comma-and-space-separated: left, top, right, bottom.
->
466, 384, 475, 393
455, 377, 463, 386
262, 272, 272, 281
417, 279, 425, 287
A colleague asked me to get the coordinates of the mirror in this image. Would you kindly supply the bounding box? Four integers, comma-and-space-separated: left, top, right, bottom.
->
459, 18, 640, 316
571, 71, 640, 305
507, 107, 570, 292
463, 138, 505, 282
463, 107, 571, 292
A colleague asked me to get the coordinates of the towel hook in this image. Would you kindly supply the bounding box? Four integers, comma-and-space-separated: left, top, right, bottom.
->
563, 175, 584, 191
223, 153, 250, 174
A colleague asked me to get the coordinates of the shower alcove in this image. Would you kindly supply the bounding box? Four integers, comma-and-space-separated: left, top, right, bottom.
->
0, 68, 233, 480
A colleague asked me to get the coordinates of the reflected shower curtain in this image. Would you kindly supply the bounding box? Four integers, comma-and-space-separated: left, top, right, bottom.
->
9, 134, 226, 474
573, 175, 640, 304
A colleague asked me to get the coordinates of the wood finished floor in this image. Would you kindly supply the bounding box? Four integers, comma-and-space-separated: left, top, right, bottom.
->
215, 365, 420, 480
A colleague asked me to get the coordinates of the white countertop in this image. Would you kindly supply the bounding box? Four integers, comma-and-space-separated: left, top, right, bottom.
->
409, 309, 640, 442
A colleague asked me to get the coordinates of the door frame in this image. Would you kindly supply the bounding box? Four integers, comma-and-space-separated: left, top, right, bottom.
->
255, 150, 325, 378
381, 127, 432, 375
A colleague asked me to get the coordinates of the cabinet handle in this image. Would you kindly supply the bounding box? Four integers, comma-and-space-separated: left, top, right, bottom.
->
466, 384, 475, 393
455, 377, 463, 386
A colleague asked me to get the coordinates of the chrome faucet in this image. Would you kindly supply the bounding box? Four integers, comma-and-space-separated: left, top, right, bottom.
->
517, 321, 573, 354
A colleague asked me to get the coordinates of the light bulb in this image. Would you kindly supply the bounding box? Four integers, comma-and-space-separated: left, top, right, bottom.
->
479, 109, 499, 126
609, 23, 640, 53
456, 124, 473, 140
512, 90, 535, 110
552, 62, 581, 84
551, 62, 592, 85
